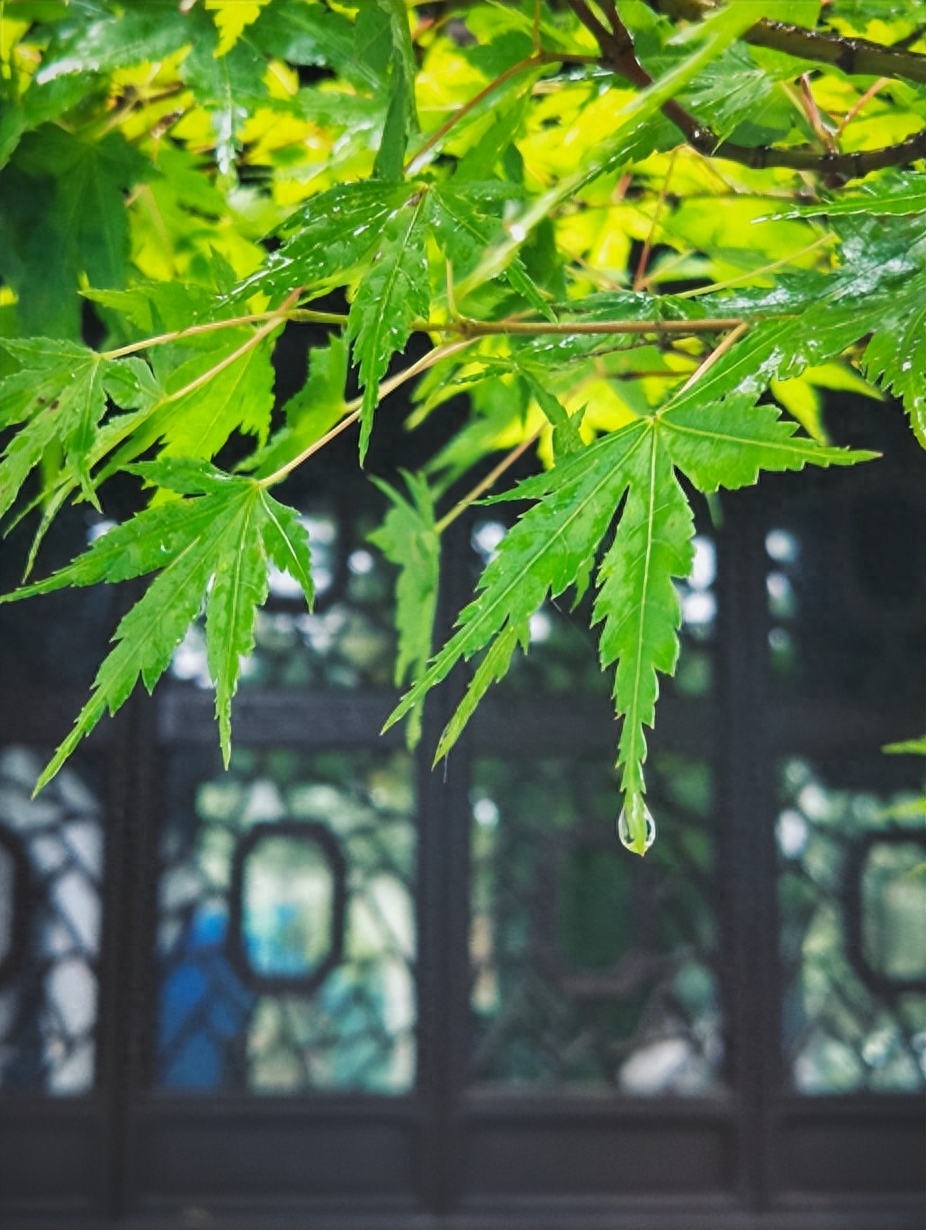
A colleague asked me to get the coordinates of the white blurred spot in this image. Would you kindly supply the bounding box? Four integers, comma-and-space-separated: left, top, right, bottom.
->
473, 797, 499, 828
765, 528, 799, 563
87, 519, 116, 543
798, 783, 831, 821
471, 520, 506, 562
529, 611, 552, 643
777, 809, 808, 858
682, 591, 716, 626
690, 536, 715, 590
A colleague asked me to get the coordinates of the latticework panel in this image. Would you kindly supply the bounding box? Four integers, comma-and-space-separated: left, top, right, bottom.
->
0, 745, 104, 1094
156, 746, 416, 1093
469, 752, 721, 1092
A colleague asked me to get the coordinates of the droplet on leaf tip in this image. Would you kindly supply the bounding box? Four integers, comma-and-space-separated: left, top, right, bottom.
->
617, 794, 656, 855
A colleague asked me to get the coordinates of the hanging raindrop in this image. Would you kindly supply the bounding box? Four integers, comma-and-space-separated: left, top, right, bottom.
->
617, 794, 656, 855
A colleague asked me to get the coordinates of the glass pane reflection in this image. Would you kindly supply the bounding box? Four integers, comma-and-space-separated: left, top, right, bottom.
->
241, 832, 337, 981
469, 754, 722, 1093
0, 746, 104, 1095
778, 757, 926, 1094
156, 747, 416, 1094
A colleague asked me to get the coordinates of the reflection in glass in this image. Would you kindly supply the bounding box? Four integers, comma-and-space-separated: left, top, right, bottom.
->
241, 833, 337, 980
765, 477, 926, 704
469, 754, 722, 1093
861, 842, 926, 984
0, 841, 13, 969
156, 747, 416, 1094
0, 746, 103, 1095
778, 758, 926, 1093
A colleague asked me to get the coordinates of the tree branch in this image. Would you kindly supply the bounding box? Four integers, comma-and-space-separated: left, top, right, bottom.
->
568, 0, 926, 181
452, 316, 743, 337
701, 127, 926, 177
647, 0, 926, 84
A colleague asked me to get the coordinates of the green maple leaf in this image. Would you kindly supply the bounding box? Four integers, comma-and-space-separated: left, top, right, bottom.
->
661, 393, 872, 491
430, 182, 553, 318
385, 422, 645, 755
0, 128, 149, 336
1, 74, 93, 171
33, 0, 191, 81
386, 389, 873, 852
237, 180, 410, 302
0, 339, 118, 517
250, 1, 369, 89
368, 472, 440, 747
769, 172, 926, 219
523, 375, 585, 459
594, 426, 695, 849
157, 332, 277, 458
1, 462, 312, 789
859, 272, 926, 447
371, 0, 418, 181
180, 15, 269, 175
94, 327, 278, 479
347, 192, 430, 460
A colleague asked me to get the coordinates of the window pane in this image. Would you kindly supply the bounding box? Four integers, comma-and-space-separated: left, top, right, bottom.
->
0, 746, 104, 1095
155, 746, 416, 1094
763, 456, 925, 707
778, 757, 926, 1094
469, 753, 722, 1093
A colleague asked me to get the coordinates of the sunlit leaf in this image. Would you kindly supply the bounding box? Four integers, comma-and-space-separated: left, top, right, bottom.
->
347, 192, 430, 459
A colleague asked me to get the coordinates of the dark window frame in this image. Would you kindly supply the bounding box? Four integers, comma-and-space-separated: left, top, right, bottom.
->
1, 400, 924, 1228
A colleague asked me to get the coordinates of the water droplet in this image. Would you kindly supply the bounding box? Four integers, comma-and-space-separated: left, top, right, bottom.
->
617, 794, 656, 855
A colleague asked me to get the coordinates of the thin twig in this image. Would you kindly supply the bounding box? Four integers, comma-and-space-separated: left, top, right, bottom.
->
674, 322, 749, 397
647, 0, 926, 84
102, 302, 341, 361
434, 429, 543, 534
836, 77, 890, 138
799, 74, 839, 153
454, 316, 744, 337
158, 292, 301, 405
259, 339, 478, 489
675, 234, 833, 300
405, 50, 596, 175
634, 148, 678, 291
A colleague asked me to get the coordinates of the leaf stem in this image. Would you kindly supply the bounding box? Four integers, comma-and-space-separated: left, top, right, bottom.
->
102, 301, 341, 361
405, 54, 544, 174
634, 148, 678, 292
673, 321, 749, 397
91, 293, 302, 489
159, 291, 301, 405
836, 77, 890, 137
404, 50, 597, 174
434, 429, 543, 535
258, 338, 478, 489
101, 306, 741, 366
675, 234, 834, 300
449, 316, 744, 336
